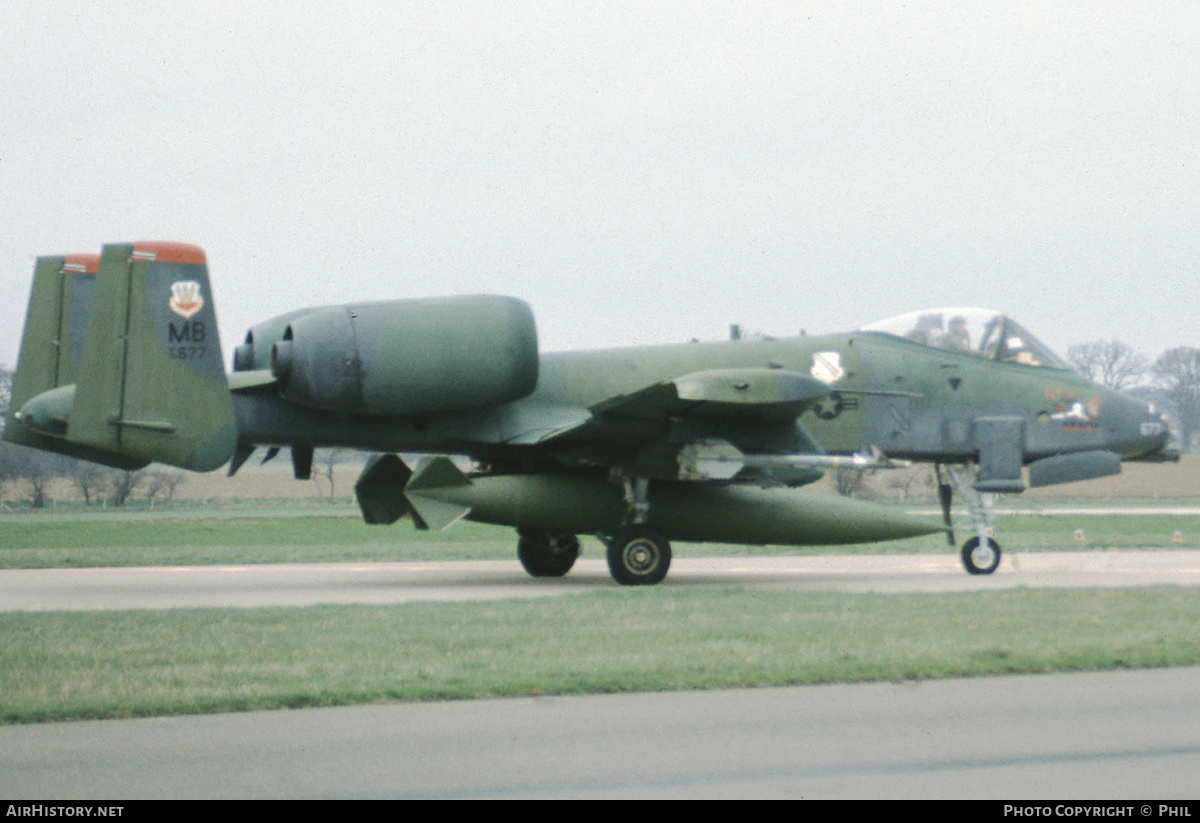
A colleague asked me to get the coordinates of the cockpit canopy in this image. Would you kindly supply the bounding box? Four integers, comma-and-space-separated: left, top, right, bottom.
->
860, 308, 1070, 370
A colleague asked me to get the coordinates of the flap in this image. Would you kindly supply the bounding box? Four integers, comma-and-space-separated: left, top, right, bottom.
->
446, 401, 592, 445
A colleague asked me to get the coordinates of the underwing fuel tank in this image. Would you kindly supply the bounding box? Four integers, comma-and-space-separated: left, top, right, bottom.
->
360, 456, 942, 546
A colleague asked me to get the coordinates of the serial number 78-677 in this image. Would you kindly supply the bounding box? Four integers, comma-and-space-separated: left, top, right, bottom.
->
168, 345, 208, 360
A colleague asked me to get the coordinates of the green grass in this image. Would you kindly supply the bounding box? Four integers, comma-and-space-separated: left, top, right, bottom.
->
2, 501, 1198, 725
0, 512, 517, 567
981, 513, 1197, 549
3, 586, 1199, 724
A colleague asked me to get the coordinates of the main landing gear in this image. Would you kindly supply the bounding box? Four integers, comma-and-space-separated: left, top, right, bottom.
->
605, 526, 672, 586
516, 529, 580, 578
512, 475, 673, 586
937, 464, 1002, 575
514, 526, 671, 585
605, 476, 671, 585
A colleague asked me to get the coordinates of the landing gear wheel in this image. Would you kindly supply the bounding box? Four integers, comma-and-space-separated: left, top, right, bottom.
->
606, 528, 671, 586
961, 536, 1001, 575
517, 530, 580, 578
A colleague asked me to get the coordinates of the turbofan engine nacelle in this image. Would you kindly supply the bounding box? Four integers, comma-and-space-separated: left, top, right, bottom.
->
269, 295, 538, 416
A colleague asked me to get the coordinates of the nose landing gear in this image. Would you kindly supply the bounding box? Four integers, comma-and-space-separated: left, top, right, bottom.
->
938, 464, 1003, 575
961, 535, 1001, 575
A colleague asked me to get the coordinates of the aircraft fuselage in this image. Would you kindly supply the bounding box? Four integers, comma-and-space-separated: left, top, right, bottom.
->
232, 329, 1169, 478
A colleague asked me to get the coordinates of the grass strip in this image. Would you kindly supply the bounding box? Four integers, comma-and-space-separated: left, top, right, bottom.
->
3, 586, 1199, 724
1, 511, 1198, 569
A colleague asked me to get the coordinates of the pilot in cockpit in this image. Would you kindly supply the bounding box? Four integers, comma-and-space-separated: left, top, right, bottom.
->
936, 314, 970, 352
905, 313, 943, 345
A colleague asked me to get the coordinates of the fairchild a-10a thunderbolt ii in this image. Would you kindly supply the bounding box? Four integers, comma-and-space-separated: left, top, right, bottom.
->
6, 243, 1173, 583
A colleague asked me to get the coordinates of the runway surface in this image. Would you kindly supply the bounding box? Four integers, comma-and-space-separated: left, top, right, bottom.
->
1, 549, 1198, 612
2, 666, 1198, 799
4, 550, 1198, 799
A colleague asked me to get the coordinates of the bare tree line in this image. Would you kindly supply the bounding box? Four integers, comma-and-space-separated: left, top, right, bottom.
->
0, 366, 189, 508
1066, 341, 1200, 451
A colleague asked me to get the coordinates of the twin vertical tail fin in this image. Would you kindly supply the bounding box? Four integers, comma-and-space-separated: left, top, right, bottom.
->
5, 253, 108, 455
5, 242, 237, 472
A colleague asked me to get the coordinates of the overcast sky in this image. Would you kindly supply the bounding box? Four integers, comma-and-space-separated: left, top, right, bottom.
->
3, 2, 1197, 372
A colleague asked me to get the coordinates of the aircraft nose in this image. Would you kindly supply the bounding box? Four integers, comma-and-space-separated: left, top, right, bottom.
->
1133, 406, 1180, 462
1110, 393, 1174, 460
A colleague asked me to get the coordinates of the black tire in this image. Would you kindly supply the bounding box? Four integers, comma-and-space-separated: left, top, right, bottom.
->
606, 528, 671, 586
517, 530, 580, 577
961, 535, 1001, 575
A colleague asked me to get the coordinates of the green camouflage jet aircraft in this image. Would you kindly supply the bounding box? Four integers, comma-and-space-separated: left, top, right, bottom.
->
6, 243, 1174, 584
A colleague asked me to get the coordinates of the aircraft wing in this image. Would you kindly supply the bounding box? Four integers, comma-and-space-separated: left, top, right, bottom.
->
588, 368, 830, 423
441, 368, 832, 451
